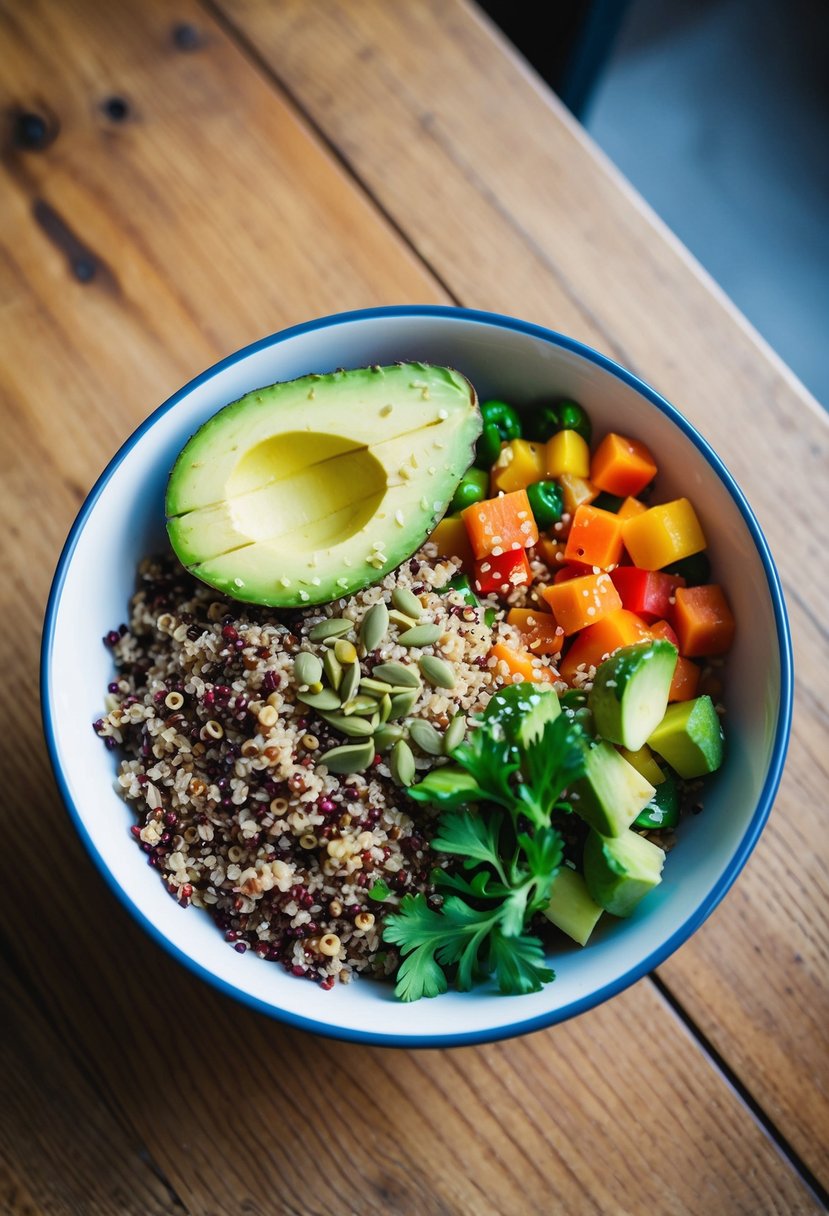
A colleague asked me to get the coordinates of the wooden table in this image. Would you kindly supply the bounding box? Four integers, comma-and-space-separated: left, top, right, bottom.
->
2, 3, 827, 1212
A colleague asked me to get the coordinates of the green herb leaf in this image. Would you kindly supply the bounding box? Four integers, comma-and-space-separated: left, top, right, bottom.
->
408, 766, 487, 809
488, 928, 554, 995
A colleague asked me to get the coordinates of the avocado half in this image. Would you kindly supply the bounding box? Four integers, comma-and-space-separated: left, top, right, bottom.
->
166, 362, 481, 607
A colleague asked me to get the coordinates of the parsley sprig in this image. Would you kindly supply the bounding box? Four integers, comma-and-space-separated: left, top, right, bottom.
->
383, 691, 585, 1001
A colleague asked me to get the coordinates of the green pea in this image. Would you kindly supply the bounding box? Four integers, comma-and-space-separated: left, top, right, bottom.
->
445, 573, 478, 607
449, 466, 489, 513
480, 399, 522, 442
526, 479, 564, 529
665, 552, 711, 586
532, 399, 592, 444
474, 422, 503, 470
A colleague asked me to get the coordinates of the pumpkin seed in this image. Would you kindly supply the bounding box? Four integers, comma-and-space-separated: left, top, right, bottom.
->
341, 694, 378, 716
407, 718, 444, 756
373, 723, 404, 752
388, 688, 420, 719
308, 618, 352, 642
390, 738, 416, 787
323, 650, 342, 691
398, 623, 442, 648
372, 661, 421, 688
419, 654, 456, 689
359, 677, 397, 696
293, 652, 322, 687
389, 609, 419, 630
378, 693, 392, 724
444, 714, 467, 754
296, 687, 341, 711
318, 712, 374, 738
392, 587, 423, 619
334, 638, 358, 665
360, 600, 389, 653
339, 661, 360, 705
319, 739, 375, 774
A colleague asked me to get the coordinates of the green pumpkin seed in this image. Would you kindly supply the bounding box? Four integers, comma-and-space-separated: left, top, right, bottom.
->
398, 623, 442, 648
308, 618, 352, 642
319, 739, 375, 774
341, 694, 379, 717
323, 650, 342, 691
407, 719, 444, 756
319, 712, 374, 738
392, 587, 423, 619
293, 652, 322, 687
419, 654, 456, 689
388, 688, 420, 719
373, 723, 404, 752
296, 687, 342, 711
360, 601, 389, 653
334, 638, 358, 665
339, 661, 360, 705
390, 738, 416, 787
377, 693, 392, 724
389, 609, 419, 630
359, 677, 397, 696
444, 714, 467, 754
372, 661, 421, 688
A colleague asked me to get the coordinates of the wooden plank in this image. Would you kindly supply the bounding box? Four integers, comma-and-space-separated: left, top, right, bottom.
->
218, 0, 829, 1184
0, 0, 821, 1212
0, 962, 182, 1215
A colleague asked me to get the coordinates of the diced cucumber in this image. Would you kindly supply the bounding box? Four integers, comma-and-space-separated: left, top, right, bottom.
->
648, 695, 724, 779
583, 829, 666, 917
634, 772, 680, 830
484, 681, 560, 748
543, 866, 604, 946
619, 744, 666, 786
572, 740, 655, 837
589, 640, 678, 751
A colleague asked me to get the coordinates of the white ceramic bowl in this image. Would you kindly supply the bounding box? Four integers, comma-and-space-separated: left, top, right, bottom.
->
42, 306, 792, 1046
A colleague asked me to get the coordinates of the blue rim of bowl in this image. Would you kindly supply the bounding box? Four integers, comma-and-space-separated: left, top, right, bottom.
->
41, 304, 794, 1048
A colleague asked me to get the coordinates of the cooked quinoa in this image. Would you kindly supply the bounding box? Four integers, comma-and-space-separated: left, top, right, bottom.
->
94, 548, 563, 988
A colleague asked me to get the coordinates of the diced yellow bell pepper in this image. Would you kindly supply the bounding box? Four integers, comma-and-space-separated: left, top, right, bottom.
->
491, 439, 546, 494
617, 496, 648, 521
619, 745, 666, 785
559, 472, 598, 517
622, 498, 706, 570
429, 514, 473, 568
545, 429, 590, 479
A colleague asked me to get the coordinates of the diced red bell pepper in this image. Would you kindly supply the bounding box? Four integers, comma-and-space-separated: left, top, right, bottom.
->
610, 567, 685, 623
553, 562, 591, 584
473, 549, 532, 595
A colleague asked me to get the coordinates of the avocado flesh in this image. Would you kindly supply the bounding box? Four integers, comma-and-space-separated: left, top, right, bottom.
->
583, 829, 666, 917
647, 695, 724, 779
572, 740, 656, 837
166, 363, 480, 607
543, 866, 604, 946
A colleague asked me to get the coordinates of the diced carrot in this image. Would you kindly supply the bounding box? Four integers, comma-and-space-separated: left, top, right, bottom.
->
542, 573, 622, 635
491, 439, 546, 494
673, 585, 735, 657
591, 432, 657, 497
462, 490, 538, 559
564, 504, 625, 570
506, 607, 564, 657
649, 618, 680, 649
429, 514, 474, 568
490, 640, 557, 685
559, 472, 598, 517
617, 496, 647, 521
474, 549, 532, 595
536, 537, 567, 570
669, 656, 701, 702
558, 609, 652, 683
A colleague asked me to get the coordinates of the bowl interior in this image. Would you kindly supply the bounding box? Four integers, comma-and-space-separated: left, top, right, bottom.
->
43, 310, 787, 1044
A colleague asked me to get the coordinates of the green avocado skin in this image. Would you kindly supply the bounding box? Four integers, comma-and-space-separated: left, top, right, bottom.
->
165, 362, 480, 608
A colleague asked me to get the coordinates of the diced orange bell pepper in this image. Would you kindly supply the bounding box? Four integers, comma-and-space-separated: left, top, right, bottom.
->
564, 504, 625, 570
490, 640, 557, 685
506, 607, 564, 657
542, 572, 622, 635
591, 432, 657, 497
558, 609, 652, 683
617, 496, 647, 521
491, 439, 546, 494
621, 498, 706, 570
536, 537, 567, 571
673, 585, 735, 657
545, 430, 590, 479
429, 514, 473, 568
649, 618, 680, 649
462, 490, 538, 559
669, 656, 701, 702
559, 472, 598, 518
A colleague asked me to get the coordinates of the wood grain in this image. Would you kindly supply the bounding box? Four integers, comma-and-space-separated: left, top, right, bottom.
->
219, 0, 829, 1185
0, 0, 823, 1212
